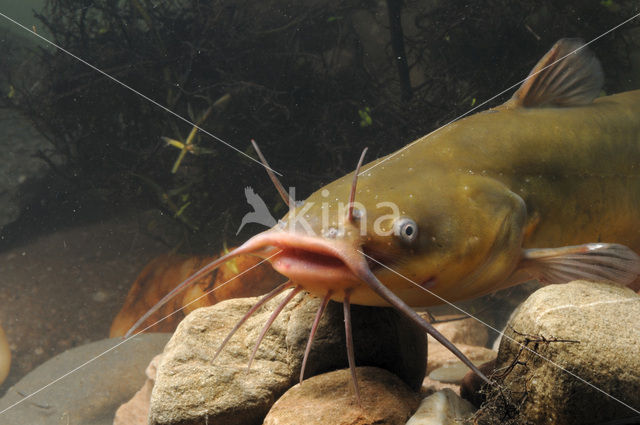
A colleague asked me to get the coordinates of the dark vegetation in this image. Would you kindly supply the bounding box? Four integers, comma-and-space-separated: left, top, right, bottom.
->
472, 328, 579, 425
2, 0, 639, 252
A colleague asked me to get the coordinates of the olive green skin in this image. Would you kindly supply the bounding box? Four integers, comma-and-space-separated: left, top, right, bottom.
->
281, 90, 640, 307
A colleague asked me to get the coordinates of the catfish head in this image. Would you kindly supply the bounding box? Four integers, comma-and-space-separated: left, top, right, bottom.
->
266, 165, 528, 309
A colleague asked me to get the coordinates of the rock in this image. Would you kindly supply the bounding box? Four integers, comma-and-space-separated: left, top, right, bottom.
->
0, 323, 10, 386
425, 281, 542, 351
427, 344, 495, 386
628, 275, 640, 293
150, 292, 427, 425
484, 281, 640, 425
109, 251, 283, 337
420, 376, 460, 398
114, 353, 163, 425
427, 342, 496, 377
423, 315, 489, 347
263, 367, 419, 425
429, 362, 476, 385
406, 388, 476, 425
0, 333, 170, 425
459, 359, 496, 407
491, 333, 502, 352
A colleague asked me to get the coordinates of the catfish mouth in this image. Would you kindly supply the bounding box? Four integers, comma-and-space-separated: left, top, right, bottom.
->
275, 247, 347, 269
265, 232, 396, 285
267, 234, 365, 286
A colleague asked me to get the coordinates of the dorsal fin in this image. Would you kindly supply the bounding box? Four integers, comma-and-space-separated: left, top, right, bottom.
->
505, 38, 604, 108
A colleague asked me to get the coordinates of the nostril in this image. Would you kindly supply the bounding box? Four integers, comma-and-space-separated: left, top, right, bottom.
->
322, 227, 343, 239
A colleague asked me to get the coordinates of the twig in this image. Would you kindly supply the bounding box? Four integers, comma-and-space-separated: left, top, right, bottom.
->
386, 0, 412, 101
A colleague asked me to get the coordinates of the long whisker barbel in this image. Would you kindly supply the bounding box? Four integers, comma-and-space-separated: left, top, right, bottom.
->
300, 291, 332, 384
247, 286, 303, 369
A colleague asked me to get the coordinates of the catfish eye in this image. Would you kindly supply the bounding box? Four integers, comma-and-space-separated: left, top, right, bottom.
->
393, 217, 418, 243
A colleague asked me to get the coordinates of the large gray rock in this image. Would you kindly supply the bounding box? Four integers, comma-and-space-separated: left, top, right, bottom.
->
150, 291, 427, 425
114, 353, 164, 425
0, 333, 170, 425
487, 281, 640, 425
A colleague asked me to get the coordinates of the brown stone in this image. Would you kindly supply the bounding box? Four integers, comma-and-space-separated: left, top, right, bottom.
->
420, 375, 460, 398
0, 323, 10, 386
424, 315, 489, 347
459, 359, 496, 407
427, 342, 496, 376
263, 367, 420, 425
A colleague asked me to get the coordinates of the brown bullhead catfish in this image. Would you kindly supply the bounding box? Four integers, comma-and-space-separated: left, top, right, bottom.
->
126, 39, 640, 392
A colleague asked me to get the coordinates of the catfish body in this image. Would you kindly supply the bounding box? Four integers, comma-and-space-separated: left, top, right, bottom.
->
127, 39, 640, 389
426, 90, 640, 250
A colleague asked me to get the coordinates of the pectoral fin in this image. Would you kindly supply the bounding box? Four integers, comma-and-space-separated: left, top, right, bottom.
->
518, 243, 640, 286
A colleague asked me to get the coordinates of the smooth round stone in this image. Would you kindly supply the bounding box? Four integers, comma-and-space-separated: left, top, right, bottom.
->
0, 333, 170, 425
428, 362, 473, 384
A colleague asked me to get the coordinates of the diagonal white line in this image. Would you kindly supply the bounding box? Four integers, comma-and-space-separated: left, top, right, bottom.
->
359, 11, 640, 176
0, 250, 282, 415
0, 11, 283, 176
358, 249, 640, 415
